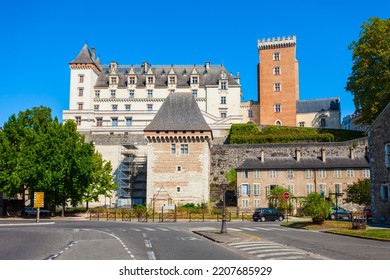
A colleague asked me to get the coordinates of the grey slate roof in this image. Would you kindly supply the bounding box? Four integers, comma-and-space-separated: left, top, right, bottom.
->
95, 64, 238, 88
70, 44, 96, 64
144, 92, 212, 132
236, 156, 369, 170
296, 98, 340, 113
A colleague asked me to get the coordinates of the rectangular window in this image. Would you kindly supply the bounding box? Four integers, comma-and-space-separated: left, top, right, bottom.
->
274, 83, 281, 92
273, 52, 280, 61
177, 166, 182, 172
334, 169, 341, 178
347, 169, 355, 178
273, 66, 281, 75
253, 184, 260, 196
287, 169, 294, 179
169, 76, 176, 84
254, 199, 260, 208
112, 118, 118, 127
129, 90, 135, 98
242, 199, 249, 208
380, 184, 389, 202
95, 90, 100, 98
269, 169, 277, 179
220, 112, 227, 118
220, 81, 227, 90
126, 118, 132, 126
242, 170, 248, 179
96, 118, 102, 127
335, 183, 342, 194
129, 76, 135, 85
180, 144, 188, 154
78, 103, 83, 110
319, 169, 327, 179
147, 77, 154, 84
75, 116, 81, 126
191, 76, 198, 84
248, 109, 253, 118
147, 90, 153, 98
112, 105, 118, 111
111, 77, 117, 84
171, 144, 176, 154
253, 170, 260, 179
362, 169, 370, 178
385, 144, 390, 168
220, 96, 226, 104
306, 184, 313, 195
110, 90, 116, 98
241, 184, 248, 195
79, 74, 84, 83
319, 184, 326, 197
78, 88, 84, 96
192, 89, 198, 97
125, 105, 131, 111
147, 104, 153, 111
287, 184, 294, 194
94, 105, 99, 111
299, 122, 305, 127
305, 169, 313, 179
274, 104, 281, 113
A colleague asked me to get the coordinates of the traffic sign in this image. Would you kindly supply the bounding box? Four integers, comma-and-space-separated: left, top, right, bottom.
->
34, 192, 44, 208
283, 192, 290, 200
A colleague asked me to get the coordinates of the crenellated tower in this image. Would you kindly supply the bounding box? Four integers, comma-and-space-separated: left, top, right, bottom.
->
257, 35, 299, 126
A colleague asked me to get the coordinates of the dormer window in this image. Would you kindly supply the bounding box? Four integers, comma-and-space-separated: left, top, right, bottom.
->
128, 76, 136, 85
220, 81, 228, 90
111, 77, 117, 84
147, 76, 154, 84
169, 76, 176, 84
191, 76, 198, 84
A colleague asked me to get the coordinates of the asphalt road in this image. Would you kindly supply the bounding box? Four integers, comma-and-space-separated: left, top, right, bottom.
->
1, 218, 390, 260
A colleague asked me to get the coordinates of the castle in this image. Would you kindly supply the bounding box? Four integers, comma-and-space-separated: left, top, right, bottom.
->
63, 37, 346, 208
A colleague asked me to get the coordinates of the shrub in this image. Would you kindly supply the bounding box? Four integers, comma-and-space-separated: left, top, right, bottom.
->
301, 193, 331, 224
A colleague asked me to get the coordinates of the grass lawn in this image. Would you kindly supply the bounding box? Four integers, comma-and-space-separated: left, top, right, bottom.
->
282, 220, 390, 241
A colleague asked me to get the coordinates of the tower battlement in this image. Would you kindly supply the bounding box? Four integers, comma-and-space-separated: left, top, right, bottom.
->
257, 35, 296, 50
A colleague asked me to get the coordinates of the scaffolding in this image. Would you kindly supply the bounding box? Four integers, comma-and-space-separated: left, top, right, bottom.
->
116, 145, 147, 207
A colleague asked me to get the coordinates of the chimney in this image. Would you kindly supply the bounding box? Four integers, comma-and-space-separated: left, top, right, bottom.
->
321, 147, 326, 162
205, 61, 210, 70
350, 146, 355, 159
91, 47, 96, 61
260, 150, 265, 162
295, 148, 301, 161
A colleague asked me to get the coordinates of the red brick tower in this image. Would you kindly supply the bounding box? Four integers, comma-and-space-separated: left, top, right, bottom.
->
257, 36, 299, 126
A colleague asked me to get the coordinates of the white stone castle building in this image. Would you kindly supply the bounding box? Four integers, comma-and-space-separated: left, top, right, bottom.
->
63, 44, 242, 207
63, 44, 242, 137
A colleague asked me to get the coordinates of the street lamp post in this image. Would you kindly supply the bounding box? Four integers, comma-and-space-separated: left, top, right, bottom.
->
220, 182, 227, 234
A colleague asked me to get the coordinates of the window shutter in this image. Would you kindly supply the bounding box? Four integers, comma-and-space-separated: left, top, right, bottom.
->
380, 185, 385, 201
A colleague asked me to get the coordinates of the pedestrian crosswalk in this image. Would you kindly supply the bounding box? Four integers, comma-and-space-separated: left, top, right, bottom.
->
229, 241, 325, 260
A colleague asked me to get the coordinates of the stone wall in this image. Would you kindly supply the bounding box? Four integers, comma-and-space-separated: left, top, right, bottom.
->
209, 137, 368, 200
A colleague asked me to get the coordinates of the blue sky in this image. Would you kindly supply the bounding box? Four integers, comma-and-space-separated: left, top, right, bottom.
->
0, 0, 389, 127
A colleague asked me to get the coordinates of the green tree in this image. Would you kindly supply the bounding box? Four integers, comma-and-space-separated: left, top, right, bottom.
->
268, 186, 291, 212
302, 192, 331, 224
224, 168, 237, 190
346, 17, 390, 124
0, 107, 116, 216
345, 178, 371, 206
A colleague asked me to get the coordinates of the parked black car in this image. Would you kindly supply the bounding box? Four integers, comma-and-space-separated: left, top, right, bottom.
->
252, 208, 284, 222
329, 206, 352, 220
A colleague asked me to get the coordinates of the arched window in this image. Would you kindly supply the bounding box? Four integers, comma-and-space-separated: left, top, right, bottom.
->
275, 120, 282, 126
320, 118, 326, 127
